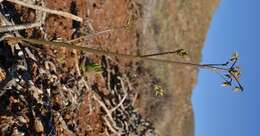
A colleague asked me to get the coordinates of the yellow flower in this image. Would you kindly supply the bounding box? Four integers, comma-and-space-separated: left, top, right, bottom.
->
176, 49, 189, 57
154, 85, 165, 96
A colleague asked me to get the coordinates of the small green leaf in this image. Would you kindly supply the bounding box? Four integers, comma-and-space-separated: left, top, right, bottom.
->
86, 63, 102, 72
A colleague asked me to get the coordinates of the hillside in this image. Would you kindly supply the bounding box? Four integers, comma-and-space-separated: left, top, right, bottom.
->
135, 0, 219, 136
0, 0, 219, 136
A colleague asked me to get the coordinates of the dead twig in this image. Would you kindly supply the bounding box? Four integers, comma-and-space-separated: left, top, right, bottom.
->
103, 117, 121, 136
110, 93, 127, 113
56, 112, 75, 135
6, 0, 83, 22
72, 50, 81, 76
116, 77, 129, 110
0, 13, 26, 54
0, 22, 41, 33
93, 95, 123, 135
91, 76, 132, 135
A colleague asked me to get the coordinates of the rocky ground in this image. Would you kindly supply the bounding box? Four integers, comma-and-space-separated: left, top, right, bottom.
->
0, 0, 219, 136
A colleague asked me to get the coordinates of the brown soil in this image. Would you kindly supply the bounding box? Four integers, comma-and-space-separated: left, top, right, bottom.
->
0, 0, 219, 136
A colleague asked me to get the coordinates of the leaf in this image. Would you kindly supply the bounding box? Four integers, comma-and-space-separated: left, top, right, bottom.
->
86, 63, 103, 72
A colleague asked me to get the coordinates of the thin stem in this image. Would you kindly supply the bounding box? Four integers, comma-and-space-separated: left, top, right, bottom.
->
140, 50, 178, 57
199, 64, 229, 71
230, 59, 237, 68
6, 37, 231, 72
229, 72, 244, 91
203, 62, 229, 67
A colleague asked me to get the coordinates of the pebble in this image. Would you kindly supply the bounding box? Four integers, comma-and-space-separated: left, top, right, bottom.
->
18, 51, 24, 56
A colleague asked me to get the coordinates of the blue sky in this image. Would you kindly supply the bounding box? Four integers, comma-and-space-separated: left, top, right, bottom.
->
192, 0, 260, 136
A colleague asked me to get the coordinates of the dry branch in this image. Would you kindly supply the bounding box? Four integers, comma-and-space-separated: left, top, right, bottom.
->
0, 22, 41, 33
103, 117, 121, 136
6, 0, 83, 22
110, 93, 127, 113
93, 95, 123, 134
